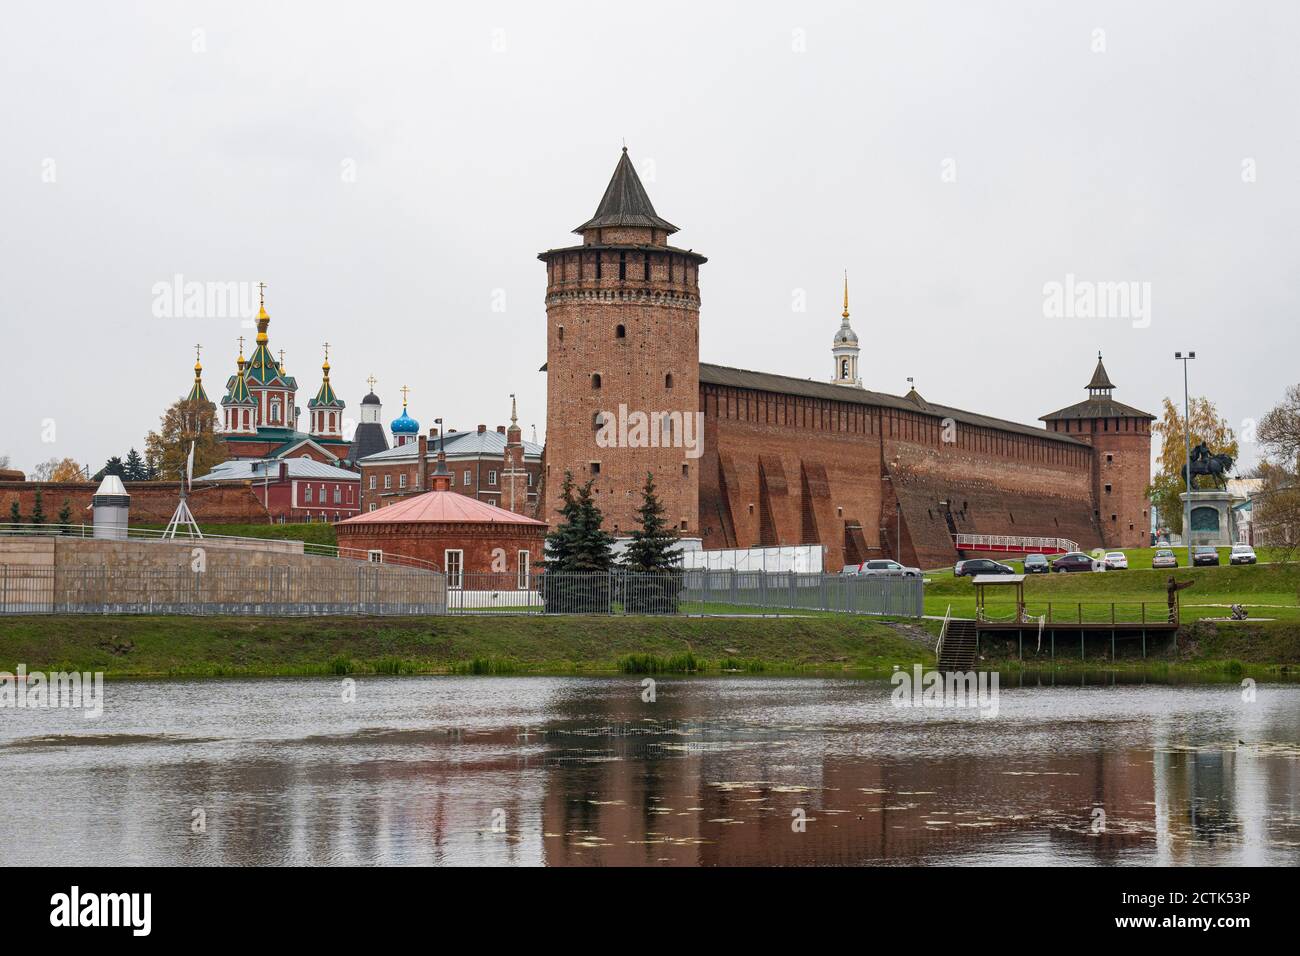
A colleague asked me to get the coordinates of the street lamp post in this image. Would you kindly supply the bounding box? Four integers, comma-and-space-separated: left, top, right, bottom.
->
1174, 351, 1196, 569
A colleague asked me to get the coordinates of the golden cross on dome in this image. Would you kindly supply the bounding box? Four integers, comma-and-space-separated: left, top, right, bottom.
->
257, 281, 267, 308
400, 384, 410, 407
237, 335, 245, 356
322, 341, 331, 362
366, 374, 377, 392
278, 349, 285, 367
194, 343, 202, 364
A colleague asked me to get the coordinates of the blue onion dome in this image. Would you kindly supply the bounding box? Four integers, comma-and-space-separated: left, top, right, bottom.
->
391, 406, 420, 434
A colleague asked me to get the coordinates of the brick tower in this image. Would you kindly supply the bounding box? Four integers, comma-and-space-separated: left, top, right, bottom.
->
1041, 353, 1155, 549
539, 148, 706, 538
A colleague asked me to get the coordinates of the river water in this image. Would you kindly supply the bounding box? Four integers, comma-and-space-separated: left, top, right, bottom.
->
2, 675, 1297, 866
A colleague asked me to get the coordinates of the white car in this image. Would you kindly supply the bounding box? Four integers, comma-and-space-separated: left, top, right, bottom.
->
1104, 551, 1128, 570
851, 559, 921, 578
1229, 544, 1257, 565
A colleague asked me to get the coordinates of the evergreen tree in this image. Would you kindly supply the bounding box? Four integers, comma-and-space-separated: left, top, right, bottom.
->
30, 489, 46, 526
58, 498, 72, 531
8, 500, 19, 525
123, 447, 147, 481
541, 471, 614, 611
622, 472, 681, 571
94, 456, 126, 482
621, 472, 684, 613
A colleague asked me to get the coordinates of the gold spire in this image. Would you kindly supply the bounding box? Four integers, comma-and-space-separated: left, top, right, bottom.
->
366, 374, 377, 393
194, 343, 203, 373
510, 392, 518, 426
256, 281, 269, 342
842, 271, 850, 320
236, 335, 246, 365
321, 341, 331, 374
400, 384, 410, 408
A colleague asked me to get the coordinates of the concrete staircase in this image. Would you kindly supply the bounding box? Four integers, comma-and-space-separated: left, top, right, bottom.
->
937, 619, 978, 670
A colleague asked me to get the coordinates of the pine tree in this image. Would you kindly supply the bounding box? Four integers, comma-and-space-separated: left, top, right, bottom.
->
123, 447, 147, 481
541, 471, 614, 611
621, 472, 683, 613
622, 472, 681, 571
58, 498, 72, 531
30, 489, 46, 526
8, 500, 19, 525
94, 456, 126, 482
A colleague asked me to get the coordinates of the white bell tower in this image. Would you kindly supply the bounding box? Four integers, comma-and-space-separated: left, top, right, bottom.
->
832, 272, 861, 387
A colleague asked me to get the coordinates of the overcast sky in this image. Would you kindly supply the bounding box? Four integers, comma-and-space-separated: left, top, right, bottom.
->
3, 0, 1296, 476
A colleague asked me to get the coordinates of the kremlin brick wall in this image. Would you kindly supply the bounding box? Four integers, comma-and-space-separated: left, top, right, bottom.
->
0, 481, 271, 526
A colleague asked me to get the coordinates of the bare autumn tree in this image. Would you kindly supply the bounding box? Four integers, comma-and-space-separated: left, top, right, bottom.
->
1148, 395, 1238, 535
1258, 383, 1300, 469
144, 397, 226, 482
1252, 384, 1300, 554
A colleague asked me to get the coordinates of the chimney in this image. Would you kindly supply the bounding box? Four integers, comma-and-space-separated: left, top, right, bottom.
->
477, 424, 486, 434
417, 435, 428, 491
496, 425, 506, 434
279, 461, 288, 482
428, 427, 438, 438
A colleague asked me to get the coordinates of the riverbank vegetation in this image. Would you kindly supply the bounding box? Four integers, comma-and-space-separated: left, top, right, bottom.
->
0, 614, 930, 679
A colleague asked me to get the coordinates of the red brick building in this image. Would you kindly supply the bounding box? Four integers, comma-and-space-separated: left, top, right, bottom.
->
358, 403, 542, 515
539, 149, 1154, 570
336, 456, 546, 581
192, 458, 361, 523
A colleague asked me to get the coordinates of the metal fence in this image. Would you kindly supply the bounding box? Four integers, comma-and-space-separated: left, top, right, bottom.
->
0, 565, 923, 619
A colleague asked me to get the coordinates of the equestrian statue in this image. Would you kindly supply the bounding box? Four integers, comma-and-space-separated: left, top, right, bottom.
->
1180, 442, 1235, 490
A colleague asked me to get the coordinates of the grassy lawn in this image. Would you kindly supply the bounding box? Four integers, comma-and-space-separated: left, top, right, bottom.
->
923, 560, 1300, 623
0, 614, 930, 678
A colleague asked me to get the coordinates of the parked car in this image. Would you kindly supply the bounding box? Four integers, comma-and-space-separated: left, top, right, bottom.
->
1051, 551, 1104, 573
1151, 548, 1179, 569
1023, 553, 1050, 574
1193, 546, 1220, 567
1229, 544, 1257, 565
1104, 551, 1128, 570
954, 558, 1015, 577
857, 559, 921, 578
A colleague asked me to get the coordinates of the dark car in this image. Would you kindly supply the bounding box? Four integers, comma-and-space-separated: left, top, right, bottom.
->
1193, 546, 1220, 567
1051, 551, 1102, 573
1023, 554, 1050, 574
954, 558, 1015, 577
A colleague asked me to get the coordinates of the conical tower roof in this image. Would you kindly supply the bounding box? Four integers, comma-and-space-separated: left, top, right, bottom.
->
573, 147, 678, 235
1086, 353, 1115, 391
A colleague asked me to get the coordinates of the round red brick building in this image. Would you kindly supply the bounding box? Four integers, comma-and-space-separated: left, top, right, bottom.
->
336, 478, 547, 586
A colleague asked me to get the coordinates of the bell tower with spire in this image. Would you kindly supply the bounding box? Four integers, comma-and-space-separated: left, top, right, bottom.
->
831, 272, 861, 387
539, 146, 706, 538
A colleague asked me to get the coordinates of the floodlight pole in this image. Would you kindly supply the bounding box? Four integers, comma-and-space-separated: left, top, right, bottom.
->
1175, 351, 1196, 568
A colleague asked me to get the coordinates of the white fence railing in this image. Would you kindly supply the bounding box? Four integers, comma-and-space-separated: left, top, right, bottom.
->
953, 533, 1078, 554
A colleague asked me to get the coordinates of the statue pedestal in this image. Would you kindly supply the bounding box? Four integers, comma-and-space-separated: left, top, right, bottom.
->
1179, 490, 1234, 547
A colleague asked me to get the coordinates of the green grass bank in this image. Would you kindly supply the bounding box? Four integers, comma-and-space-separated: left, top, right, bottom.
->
0, 614, 931, 678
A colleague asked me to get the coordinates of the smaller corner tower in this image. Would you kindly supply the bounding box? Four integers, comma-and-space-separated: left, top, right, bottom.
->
1040, 352, 1155, 549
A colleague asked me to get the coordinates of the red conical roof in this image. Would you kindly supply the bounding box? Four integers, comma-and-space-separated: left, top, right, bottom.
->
337, 490, 545, 526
